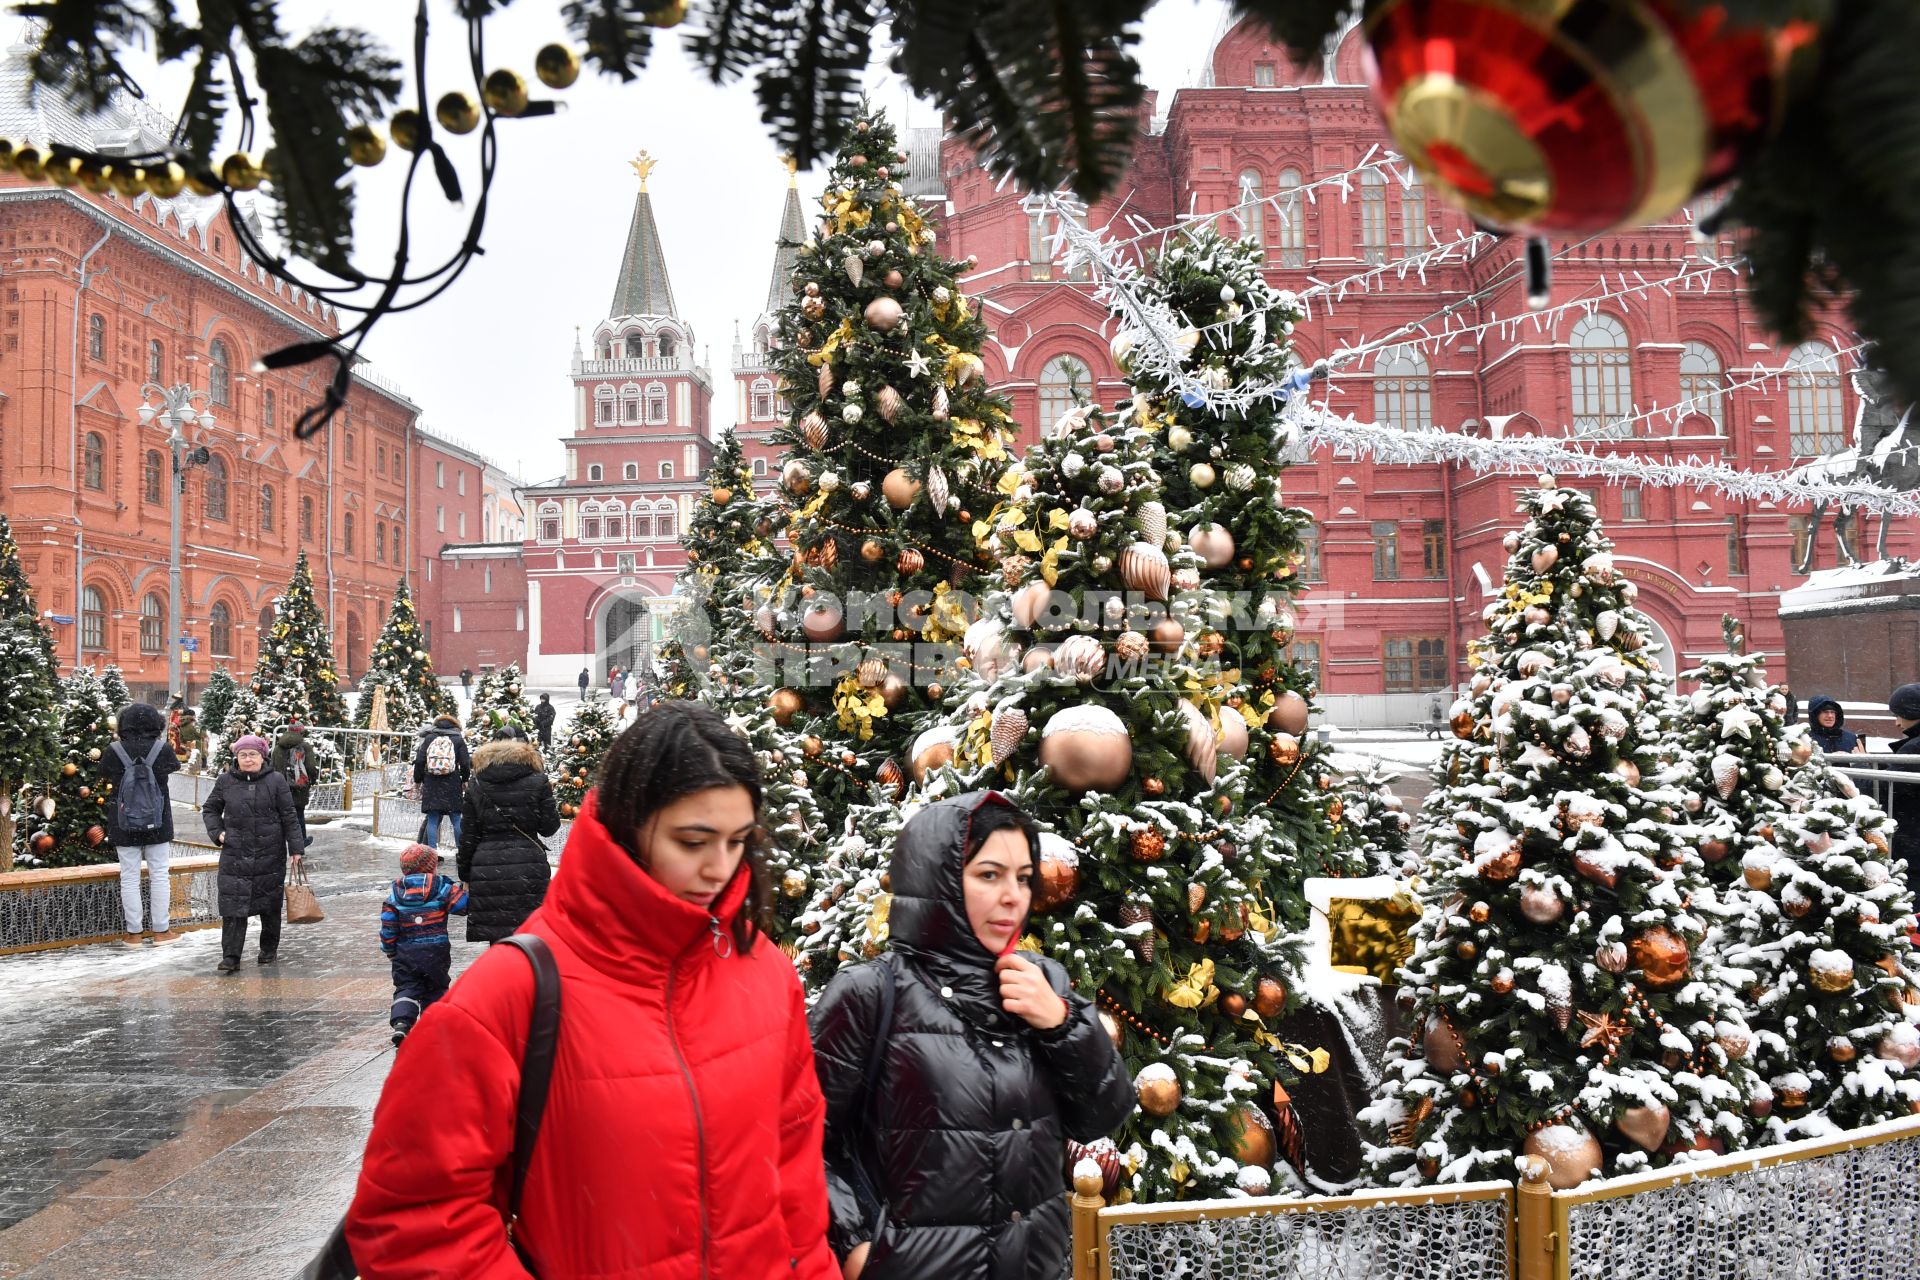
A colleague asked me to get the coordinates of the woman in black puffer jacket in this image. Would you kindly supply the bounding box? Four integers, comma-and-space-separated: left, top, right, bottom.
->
456, 735, 561, 942
811, 791, 1133, 1280
203, 734, 304, 973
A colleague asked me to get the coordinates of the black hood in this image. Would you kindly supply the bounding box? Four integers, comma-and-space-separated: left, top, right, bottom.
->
118, 702, 165, 739
889, 791, 1039, 1025
1808, 696, 1845, 728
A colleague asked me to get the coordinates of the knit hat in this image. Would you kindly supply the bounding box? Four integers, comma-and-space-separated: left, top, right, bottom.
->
1891, 683, 1920, 720
233, 735, 270, 755
400, 843, 439, 876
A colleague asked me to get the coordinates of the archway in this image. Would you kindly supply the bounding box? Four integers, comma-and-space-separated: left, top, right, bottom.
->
601, 591, 651, 681
1639, 611, 1679, 679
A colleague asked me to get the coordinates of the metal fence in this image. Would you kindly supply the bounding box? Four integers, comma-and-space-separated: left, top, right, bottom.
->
0, 856, 221, 954
369, 789, 574, 856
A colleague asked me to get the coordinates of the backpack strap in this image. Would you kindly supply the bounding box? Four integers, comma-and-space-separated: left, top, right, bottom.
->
110, 741, 133, 769
498, 934, 563, 1223
141, 739, 166, 766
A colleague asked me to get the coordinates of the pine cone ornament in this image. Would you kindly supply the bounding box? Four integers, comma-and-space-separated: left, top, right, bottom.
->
1119, 901, 1154, 962
877, 385, 904, 424
1712, 753, 1740, 799
1137, 501, 1167, 547
990, 704, 1029, 763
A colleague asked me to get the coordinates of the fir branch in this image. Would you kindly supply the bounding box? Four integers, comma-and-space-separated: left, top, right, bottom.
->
685, 0, 787, 86
14, 0, 160, 111
1225, 0, 1354, 65
561, 0, 661, 83
751, 0, 876, 169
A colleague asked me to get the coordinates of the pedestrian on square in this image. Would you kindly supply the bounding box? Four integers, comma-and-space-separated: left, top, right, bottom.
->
1806, 696, 1862, 755
1885, 683, 1920, 882
203, 734, 303, 973
174, 707, 204, 770
532, 693, 556, 750
810, 791, 1133, 1280
411, 715, 470, 850
270, 722, 316, 848
99, 702, 183, 947
1781, 682, 1801, 725
457, 734, 560, 942
346, 702, 839, 1279
576, 666, 590, 700
459, 667, 473, 698
382, 842, 468, 1045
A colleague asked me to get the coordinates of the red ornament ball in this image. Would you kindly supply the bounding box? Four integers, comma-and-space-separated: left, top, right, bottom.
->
1364, 0, 1814, 233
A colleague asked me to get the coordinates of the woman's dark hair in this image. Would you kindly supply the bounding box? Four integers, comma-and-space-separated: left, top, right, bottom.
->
596, 700, 771, 950
965, 801, 1040, 870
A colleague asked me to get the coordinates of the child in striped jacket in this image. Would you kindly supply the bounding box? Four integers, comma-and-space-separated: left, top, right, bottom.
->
382, 843, 469, 1045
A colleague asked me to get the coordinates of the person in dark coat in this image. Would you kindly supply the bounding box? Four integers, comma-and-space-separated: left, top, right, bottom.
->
269, 723, 316, 847
810, 791, 1134, 1280
1807, 696, 1862, 755
411, 715, 471, 849
202, 734, 304, 973
1887, 683, 1920, 884
100, 702, 183, 945
456, 735, 561, 942
577, 667, 590, 700
532, 693, 556, 750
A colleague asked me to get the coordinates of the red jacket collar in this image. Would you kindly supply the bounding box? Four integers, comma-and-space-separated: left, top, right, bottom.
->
543, 791, 752, 979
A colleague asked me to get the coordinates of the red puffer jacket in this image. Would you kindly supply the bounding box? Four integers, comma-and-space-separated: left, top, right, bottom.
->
345, 791, 839, 1280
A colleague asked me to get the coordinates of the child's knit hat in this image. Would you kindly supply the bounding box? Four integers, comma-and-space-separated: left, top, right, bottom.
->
400, 843, 439, 876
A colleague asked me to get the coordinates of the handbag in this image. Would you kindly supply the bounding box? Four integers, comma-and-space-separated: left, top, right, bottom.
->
303, 934, 563, 1279
285, 864, 325, 924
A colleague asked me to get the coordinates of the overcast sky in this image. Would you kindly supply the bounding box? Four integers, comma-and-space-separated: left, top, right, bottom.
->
142, 2, 1238, 481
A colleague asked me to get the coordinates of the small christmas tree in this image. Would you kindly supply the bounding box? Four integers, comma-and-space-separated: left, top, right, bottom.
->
793, 798, 908, 987
253, 552, 347, 727
355, 579, 456, 732
468, 663, 535, 746
1363, 483, 1759, 1188
17, 668, 117, 867
551, 699, 616, 817
99, 665, 131, 712
1339, 758, 1417, 877
1678, 625, 1920, 1138
0, 513, 60, 860
211, 683, 266, 770
197, 668, 240, 737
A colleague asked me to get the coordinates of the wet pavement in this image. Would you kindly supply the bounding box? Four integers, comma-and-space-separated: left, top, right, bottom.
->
0, 816, 486, 1278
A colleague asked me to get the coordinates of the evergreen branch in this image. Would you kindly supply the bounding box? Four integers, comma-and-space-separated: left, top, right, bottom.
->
14, 0, 160, 111
751, 0, 876, 169
561, 0, 660, 83
1225, 0, 1353, 65
685, 0, 786, 86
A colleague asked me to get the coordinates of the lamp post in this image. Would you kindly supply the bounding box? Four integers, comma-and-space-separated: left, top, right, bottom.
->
139, 384, 215, 700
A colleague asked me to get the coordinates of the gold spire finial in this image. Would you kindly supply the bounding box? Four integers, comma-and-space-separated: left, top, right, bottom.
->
630, 150, 657, 191
782, 153, 798, 188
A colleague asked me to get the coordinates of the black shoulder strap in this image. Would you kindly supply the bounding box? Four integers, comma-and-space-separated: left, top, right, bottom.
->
498, 934, 562, 1219
861, 954, 897, 1103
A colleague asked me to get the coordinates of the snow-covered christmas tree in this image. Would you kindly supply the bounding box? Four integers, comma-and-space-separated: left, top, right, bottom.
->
1363, 483, 1759, 1189
467, 663, 535, 746
252, 552, 348, 727
99, 665, 131, 713
1679, 625, 1920, 1139
1339, 758, 1417, 877
0, 513, 60, 860
551, 698, 616, 818
17, 668, 117, 867
354, 580, 456, 732
197, 668, 240, 742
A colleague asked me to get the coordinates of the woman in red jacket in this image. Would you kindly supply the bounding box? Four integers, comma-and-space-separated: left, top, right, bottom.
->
345, 701, 840, 1280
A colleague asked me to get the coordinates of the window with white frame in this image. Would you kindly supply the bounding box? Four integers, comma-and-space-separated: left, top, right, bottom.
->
622, 386, 642, 425
1358, 170, 1389, 263
596, 387, 615, 424
457, 470, 466, 496
453, 606, 463, 633
1037, 355, 1091, 428
646, 383, 668, 424
1401, 174, 1426, 247
659, 461, 674, 480
1678, 342, 1725, 431
1275, 168, 1306, 266
1373, 346, 1433, 431
537, 502, 561, 542
752, 457, 767, 477
588, 463, 603, 481
1570, 314, 1633, 437
656, 502, 677, 540
633, 505, 654, 540
604, 510, 624, 541
624, 462, 638, 480
1237, 169, 1263, 245
751, 379, 776, 420
1787, 340, 1845, 455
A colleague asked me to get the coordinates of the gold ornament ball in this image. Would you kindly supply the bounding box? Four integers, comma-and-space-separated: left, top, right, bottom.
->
436, 92, 481, 135
345, 124, 387, 168
1099, 1009, 1125, 1051
1522, 1125, 1603, 1190
1469, 901, 1491, 924
220, 151, 264, 191
883, 468, 922, 510
1253, 976, 1287, 1019
1228, 1105, 1275, 1168
1268, 690, 1310, 736
61, 761, 78, 778
769, 688, 805, 727
390, 109, 427, 152
863, 297, 905, 331
781, 869, 809, 899
534, 43, 582, 89
481, 68, 531, 115
145, 161, 188, 197
86, 747, 102, 762
1628, 926, 1691, 989
1137, 1069, 1182, 1117
644, 0, 689, 26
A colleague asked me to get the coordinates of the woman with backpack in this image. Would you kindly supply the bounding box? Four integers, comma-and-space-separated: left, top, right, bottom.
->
810, 791, 1134, 1280
100, 702, 184, 946
203, 734, 305, 972
270, 723, 316, 848
411, 715, 470, 849
457, 732, 561, 942
345, 702, 841, 1279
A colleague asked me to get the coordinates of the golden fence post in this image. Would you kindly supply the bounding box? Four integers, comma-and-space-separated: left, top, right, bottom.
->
372, 793, 383, 840
1514, 1154, 1555, 1280
1070, 1167, 1105, 1280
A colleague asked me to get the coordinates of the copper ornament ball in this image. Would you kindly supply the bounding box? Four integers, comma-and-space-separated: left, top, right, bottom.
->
1227, 1105, 1275, 1169
1137, 1071, 1182, 1117
1628, 926, 1691, 988
769, 688, 805, 727
1521, 1125, 1603, 1189
1220, 992, 1247, 1019
1253, 976, 1287, 1019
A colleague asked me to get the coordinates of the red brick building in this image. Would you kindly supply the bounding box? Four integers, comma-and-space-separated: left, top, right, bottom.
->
411, 428, 529, 677
0, 57, 422, 702
922, 18, 1913, 722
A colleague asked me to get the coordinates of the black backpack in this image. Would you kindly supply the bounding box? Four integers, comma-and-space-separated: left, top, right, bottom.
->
110, 740, 168, 837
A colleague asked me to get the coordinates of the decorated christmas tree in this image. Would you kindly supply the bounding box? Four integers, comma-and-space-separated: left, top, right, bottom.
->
1125, 230, 1364, 925
1678, 626, 1920, 1138
792, 796, 909, 986
354, 580, 456, 732
742, 709, 836, 948
731, 102, 1016, 834
253, 552, 348, 727
467, 663, 535, 746
99, 665, 131, 713
1339, 757, 1417, 878
551, 698, 616, 818
17, 667, 117, 867
197, 668, 240, 739
0, 513, 60, 860
1362, 483, 1759, 1189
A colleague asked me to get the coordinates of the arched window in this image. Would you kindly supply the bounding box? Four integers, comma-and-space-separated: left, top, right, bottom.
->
581, 500, 603, 542
1358, 170, 1389, 263
655, 502, 677, 540
622, 386, 642, 424
538, 502, 562, 543
147, 339, 163, 382
82, 431, 106, 490
81, 585, 107, 651
87, 313, 105, 360
346, 613, 362, 677
625, 332, 646, 359
343, 511, 355, 555
658, 332, 676, 362
300, 495, 315, 540
1678, 342, 1725, 431
1401, 174, 1426, 247
203, 456, 229, 519
751, 379, 776, 420
1374, 347, 1433, 431
139, 593, 164, 654
344, 432, 355, 463
1787, 340, 1845, 455
588, 463, 604, 482
209, 601, 232, 657
659, 460, 675, 480
376, 443, 386, 476
632, 505, 654, 540
646, 383, 668, 424
1570, 314, 1633, 437
751, 457, 768, 477
604, 508, 625, 541
1037, 355, 1091, 428
263, 389, 276, 432
1275, 168, 1306, 266
259, 483, 275, 532
208, 338, 232, 406
375, 522, 386, 562
142, 449, 163, 504
1236, 169, 1263, 245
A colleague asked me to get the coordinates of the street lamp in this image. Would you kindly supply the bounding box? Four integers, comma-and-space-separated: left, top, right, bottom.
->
139, 383, 216, 700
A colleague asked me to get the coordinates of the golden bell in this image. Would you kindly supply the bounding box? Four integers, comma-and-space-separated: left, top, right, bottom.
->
482, 68, 529, 117
644, 0, 689, 26
144, 161, 187, 198
435, 92, 480, 136
346, 124, 387, 167
220, 151, 264, 191
390, 109, 427, 153
534, 43, 581, 90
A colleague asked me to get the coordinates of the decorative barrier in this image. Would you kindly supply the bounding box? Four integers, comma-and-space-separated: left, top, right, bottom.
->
369, 791, 573, 857
0, 855, 220, 954
1068, 1114, 1920, 1280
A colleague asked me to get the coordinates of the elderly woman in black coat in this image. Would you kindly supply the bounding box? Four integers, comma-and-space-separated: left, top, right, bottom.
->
203, 734, 304, 973
810, 791, 1134, 1280
456, 734, 560, 942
